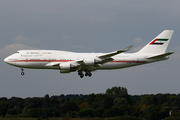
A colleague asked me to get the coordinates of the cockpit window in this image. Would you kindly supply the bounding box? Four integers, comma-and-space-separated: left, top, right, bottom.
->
15, 52, 20, 53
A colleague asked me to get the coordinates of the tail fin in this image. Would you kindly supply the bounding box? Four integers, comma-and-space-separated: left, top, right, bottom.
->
138, 30, 174, 54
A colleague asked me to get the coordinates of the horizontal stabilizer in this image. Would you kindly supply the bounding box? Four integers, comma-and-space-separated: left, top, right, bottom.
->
146, 52, 174, 59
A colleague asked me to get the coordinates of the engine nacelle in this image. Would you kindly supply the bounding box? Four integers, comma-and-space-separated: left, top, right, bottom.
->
83, 58, 102, 65
59, 62, 77, 73
83, 59, 95, 66
59, 63, 71, 73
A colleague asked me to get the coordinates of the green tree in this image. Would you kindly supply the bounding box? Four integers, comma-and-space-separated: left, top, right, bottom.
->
168, 96, 180, 106
8, 106, 22, 117
75, 98, 83, 106
152, 96, 158, 105
118, 105, 132, 116
159, 95, 167, 105
106, 86, 128, 98
42, 108, 54, 118
106, 86, 131, 106
102, 96, 114, 109
159, 110, 169, 120
60, 103, 79, 115
93, 108, 104, 117
43, 94, 50, 108
29, 108, 42, 118
50, 97, 59, 108
78, 108, 94, 117
79, 102, 89, 110
140, 95, 152, 105
0, 101, 8, 117
134, 105, 142, 117
113, 97, 127, 106
87, 93, 96, 105
59, 98, 65, 105
91, 102, 99, 109
103, 106, 121, 117
145, 105, 160, 120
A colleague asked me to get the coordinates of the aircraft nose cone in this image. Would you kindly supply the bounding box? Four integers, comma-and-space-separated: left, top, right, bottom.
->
4, 57, 9, 63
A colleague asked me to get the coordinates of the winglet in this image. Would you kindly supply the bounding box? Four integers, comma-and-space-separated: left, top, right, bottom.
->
123, 45, 133, 52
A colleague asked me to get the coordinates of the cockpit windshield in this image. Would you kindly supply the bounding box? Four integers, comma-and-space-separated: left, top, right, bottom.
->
15, 52, 20, 53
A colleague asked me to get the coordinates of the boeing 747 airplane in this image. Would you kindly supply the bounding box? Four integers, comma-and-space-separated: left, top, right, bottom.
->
4, 30, 174, 78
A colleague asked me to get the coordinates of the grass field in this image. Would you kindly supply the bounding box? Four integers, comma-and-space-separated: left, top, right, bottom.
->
0, 117, 105, 120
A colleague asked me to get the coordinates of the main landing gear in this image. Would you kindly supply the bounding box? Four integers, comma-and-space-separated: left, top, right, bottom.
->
85, 71, 92, 77
78, 71, 84, 78
21, 68, 25, 76
78, 71, 92, 78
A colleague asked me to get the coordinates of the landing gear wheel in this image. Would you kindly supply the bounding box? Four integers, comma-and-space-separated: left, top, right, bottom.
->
89, 72, 92, 77
78, 71, 84, 78
85, 71, 92, 77
85, 73, 88, 76
21, 68, 25, 76
21, 72, 25, 76
80, 74, 84, 78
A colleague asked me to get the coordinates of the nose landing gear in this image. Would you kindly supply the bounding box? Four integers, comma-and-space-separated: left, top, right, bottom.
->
21, 68, 25, 76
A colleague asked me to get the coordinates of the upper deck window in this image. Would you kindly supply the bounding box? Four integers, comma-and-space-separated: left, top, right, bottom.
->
43, 52, 51, 54
30, 52, 39, 54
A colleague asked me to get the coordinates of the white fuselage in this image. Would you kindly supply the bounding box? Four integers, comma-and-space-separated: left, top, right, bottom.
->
4, 50, 168, 70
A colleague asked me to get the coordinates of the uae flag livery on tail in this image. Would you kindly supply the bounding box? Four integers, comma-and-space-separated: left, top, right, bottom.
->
149, 39, 169, 45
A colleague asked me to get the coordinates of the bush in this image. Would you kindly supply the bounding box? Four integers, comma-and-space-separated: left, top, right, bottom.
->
164, 117, 180, 120
103, 107, 121, 117
106, 115, 142, 120
93, 108, 104, 117
78, 108, 94, 117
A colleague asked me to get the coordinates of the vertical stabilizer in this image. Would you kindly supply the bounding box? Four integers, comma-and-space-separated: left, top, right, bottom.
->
138, 30, 174, 54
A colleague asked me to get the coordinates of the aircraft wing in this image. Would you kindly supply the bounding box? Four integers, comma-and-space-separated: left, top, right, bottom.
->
78, 45, 133, 70
45, 62, 60, 66
98, 45, 133, 59
45, 45, 133, 72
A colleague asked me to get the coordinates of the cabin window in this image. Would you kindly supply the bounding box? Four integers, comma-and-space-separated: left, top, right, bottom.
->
43, 52, 51, 54
8, 59, 18, 60
30, 52, 39, 54
30, 59, 40, 60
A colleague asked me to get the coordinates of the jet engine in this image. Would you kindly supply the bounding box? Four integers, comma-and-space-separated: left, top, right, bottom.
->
83, 59, 102, 65
59, 63, 76, 73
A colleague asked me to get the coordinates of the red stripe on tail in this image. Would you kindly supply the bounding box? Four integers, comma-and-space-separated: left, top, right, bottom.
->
149, 39, 158, 45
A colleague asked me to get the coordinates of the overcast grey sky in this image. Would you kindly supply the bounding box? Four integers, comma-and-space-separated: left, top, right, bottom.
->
0, 0, 180, 98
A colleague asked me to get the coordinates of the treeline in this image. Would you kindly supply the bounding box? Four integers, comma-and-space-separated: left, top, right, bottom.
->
0, 86, 180, 120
